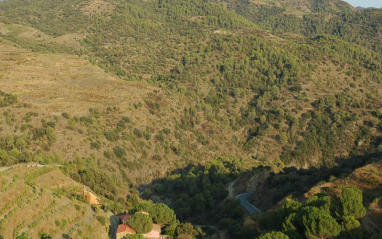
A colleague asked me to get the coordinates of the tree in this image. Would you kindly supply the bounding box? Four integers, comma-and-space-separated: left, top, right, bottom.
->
305, 194, 331, 213
127, 193, 140, 208
152, 203, 176, 224
15, 137, 27, 152
282, 213, 298, 232
129, 213, 153, 234
45, 126, 56, 143
338, 187, 366, 219
271, 85, 281, 99
341, 216, 363, 238
258, 231, 289, 239
302, 207, 341, 239
133, 202, 154, 215
176, 223, 202, 238
284, 199, 302, 215
164, 220, 179, 237
5, 135, 14, 149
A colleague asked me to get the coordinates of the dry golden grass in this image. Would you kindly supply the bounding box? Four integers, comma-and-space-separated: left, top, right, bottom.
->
0, 23, 85, 50
81, 0, 116, 16
251, 0, 311, 17
0, 43, 155, 115
0, 41, 254, 185
0, 165, 110, 238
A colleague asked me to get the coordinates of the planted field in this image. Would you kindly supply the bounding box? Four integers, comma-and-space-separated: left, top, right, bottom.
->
0, 164, 109, 239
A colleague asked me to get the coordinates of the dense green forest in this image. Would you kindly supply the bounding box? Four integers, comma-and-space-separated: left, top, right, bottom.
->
0, 0, 381, 238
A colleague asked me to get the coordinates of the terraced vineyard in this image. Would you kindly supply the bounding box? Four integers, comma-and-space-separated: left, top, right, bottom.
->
0, 164, 109, 239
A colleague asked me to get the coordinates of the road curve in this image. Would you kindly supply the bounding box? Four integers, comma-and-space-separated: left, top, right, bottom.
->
235, 193, 260, 214
229, 180, 260, 215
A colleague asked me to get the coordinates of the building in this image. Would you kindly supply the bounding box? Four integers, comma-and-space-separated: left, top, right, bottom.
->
116, 224, 136, 239
116, 212, 170, 239
83, 186, 99, 205
120, 214, 131, 224
143, 224, 161, 239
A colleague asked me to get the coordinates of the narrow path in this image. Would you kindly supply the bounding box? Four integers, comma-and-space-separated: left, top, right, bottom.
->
228, 179, 237, 198
0, 164, 47, 172
229, 180, 260, 215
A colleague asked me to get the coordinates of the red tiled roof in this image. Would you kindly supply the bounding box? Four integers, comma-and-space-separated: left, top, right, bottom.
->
116, 224, 136, 234
120, 214, 131, 221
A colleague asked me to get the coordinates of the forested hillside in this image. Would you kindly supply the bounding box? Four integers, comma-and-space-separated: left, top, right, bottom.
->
0, 0, 381, 238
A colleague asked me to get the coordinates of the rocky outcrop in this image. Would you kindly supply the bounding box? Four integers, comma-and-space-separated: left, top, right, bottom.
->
245, 167, 271, 193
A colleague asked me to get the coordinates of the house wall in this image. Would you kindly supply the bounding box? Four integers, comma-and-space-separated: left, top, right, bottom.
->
116, 231, 128, 239
144, 230, 161, 239
83, 191, 99, 205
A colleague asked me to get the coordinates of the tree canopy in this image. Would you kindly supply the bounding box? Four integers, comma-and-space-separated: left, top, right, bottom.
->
338, 187, 366, 219
129, 213, 153, 234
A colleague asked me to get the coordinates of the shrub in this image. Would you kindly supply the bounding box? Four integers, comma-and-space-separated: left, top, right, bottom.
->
61, 112, 70, 119
113, 146, 126, 158
96, 216, 106, 225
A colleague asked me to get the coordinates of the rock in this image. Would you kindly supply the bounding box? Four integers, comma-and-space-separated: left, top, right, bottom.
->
246, 167, 271, 192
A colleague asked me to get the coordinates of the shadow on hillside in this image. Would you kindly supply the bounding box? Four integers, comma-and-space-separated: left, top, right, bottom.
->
139, 149, 381, 214
138, 160, 248, 224
133, 149, 381, 238
253, 150, 382, 210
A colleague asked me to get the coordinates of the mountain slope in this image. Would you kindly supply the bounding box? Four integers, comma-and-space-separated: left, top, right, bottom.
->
0, 164, 110, 239
0, 0, 381, 193
0, 0, 381, 238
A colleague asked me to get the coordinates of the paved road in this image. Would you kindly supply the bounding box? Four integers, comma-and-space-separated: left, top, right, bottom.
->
235, 193, 261, 215
229, 180, 260, 215
109, 214, 120, 239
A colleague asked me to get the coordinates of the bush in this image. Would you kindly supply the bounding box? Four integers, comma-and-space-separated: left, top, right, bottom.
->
133, 128, 143, 138
113, 146, 126, 158
96, 216, 106, 225
104, 130, 120, 141
61, 112, 70, 119
0, 91, 17, 107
